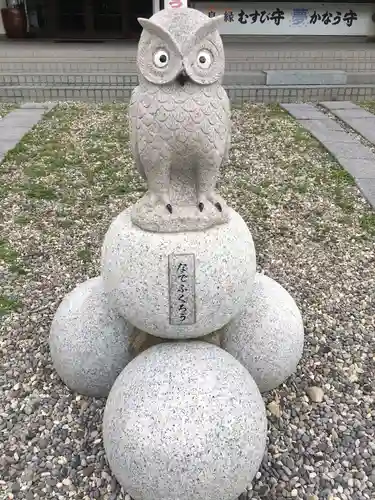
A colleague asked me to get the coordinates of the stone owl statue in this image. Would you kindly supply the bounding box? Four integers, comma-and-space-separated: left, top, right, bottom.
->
129, 7, 231, 233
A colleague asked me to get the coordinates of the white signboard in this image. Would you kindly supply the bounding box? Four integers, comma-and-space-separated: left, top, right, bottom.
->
166, 0, 188, 9
192, 3, 375, 36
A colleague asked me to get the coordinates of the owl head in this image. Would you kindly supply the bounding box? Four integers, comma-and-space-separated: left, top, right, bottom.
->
136, 8, 225, 86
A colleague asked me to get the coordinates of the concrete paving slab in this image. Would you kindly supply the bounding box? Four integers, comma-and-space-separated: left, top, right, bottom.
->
281, 103, 323, 120
2, 120, 42, 130
356, 178, 375, 206
335, 117, 375, 145
0, 103, 57, 164
5, 108, 45, 117
327, 142, 375, 161
0, 115, 43, 128
300, 118, 344, 132
321, 100, 375, 145
301, 122, 359, 144
324, 107, 374, 119
0, 127, 31, 141
20, 102, 56, 110
342, 159, 375, 179
3, 111, 44, 121
319, 101, 359, 110
1, 113, 44, 127
0, 138, 19, 154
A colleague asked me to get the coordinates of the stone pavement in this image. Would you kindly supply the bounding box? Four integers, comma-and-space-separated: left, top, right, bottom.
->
0, 102, 56, 164
320, 101, 375, 145
281, 102, 375, 209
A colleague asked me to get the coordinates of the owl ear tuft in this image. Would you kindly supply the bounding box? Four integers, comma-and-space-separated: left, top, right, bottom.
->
195, 14, 224, 41
138, 18, 180, 54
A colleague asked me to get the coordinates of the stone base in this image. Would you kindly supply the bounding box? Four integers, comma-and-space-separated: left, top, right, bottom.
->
49, 277, 134, 398
101, 206, 256, 339
131, 191, 230, 233
220, 273, 304, 393
103, 342, 267, 500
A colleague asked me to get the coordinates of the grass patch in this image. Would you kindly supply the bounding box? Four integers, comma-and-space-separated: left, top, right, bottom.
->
0, 239, 19, 264
77, 247, 92, 262
330, 167, 356, 186
358, 101, 375, 115
24, 183, 58, 200
14, 214, 31, 225
0, 239, 27, 275
0, 295, 21, 317
359, 213, 375, 234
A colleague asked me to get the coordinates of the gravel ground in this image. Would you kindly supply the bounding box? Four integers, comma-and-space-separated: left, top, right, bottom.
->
0, 104, 17, 119
0, 102, 374, 500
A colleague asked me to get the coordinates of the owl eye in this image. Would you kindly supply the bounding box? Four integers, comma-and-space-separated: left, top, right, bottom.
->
196, 50, 212, 70
153, 49, 169, 69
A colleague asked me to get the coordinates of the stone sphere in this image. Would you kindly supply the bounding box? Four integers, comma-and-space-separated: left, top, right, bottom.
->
221, 273, 304, 393
49, 277, 133, 398
101, 207, 256, 339
103, 342, 267, 500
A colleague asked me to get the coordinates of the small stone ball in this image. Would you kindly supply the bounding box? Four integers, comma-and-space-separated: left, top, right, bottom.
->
103, 342, 267, 500
49, 277, 133, 398
221, 273, 304, 393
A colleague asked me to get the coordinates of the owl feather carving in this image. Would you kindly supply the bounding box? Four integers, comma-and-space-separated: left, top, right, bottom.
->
129, 8, 231, 230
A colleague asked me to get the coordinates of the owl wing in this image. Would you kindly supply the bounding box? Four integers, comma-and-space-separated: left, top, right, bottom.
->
221, 88, 231, 167
128, 86, 146, 180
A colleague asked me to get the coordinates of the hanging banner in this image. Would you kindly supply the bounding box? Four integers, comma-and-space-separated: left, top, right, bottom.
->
166, 0, 188, 8
192, 2, 375, 36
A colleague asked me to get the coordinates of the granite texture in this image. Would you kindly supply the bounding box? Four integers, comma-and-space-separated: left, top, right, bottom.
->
103, 342, 267, 500
221, 273, 304, 393
49, 277, 134, 398
129, 8, 231, 233
101, 206, 256, 339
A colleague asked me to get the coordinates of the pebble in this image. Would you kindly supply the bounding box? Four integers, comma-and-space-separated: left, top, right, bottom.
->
306, 386, 325, 403
267, 401, 282, 418
82, 466, 95, 477
11, 482, 20, 493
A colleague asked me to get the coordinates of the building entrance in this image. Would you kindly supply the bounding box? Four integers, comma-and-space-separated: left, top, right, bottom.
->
26, 0, 154, 39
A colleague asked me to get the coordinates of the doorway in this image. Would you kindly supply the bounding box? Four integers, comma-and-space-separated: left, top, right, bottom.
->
57, 0, 125, 38
29, 0, 154, 39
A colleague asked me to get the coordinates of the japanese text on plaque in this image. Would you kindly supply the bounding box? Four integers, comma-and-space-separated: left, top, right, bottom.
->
168, 254, 196, 326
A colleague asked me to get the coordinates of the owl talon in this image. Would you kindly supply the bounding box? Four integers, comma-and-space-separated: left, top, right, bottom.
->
166, 204, 173, 214
198, 202, 204, 212
215, 202, 222, 212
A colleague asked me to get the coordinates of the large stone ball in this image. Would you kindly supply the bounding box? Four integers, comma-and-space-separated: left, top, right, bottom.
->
221, 273, 304, 393
49, 277, 133, 398
101, 207, 256, 339
103, 342, 267, 500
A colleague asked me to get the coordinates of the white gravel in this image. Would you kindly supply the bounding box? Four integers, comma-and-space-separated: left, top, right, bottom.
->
0, 102, 374, 500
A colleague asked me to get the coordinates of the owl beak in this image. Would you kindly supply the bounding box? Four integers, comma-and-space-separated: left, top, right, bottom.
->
176, 69, 189, 87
